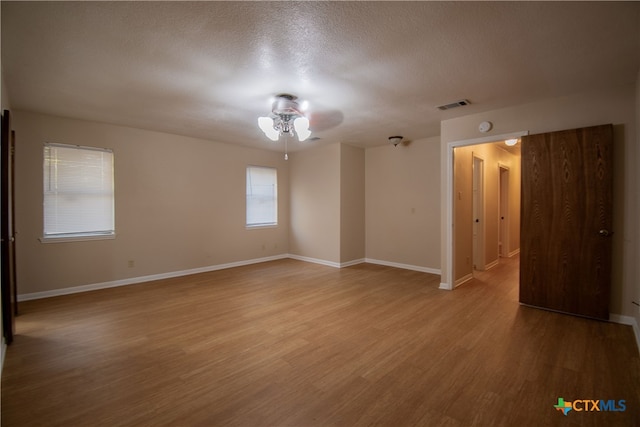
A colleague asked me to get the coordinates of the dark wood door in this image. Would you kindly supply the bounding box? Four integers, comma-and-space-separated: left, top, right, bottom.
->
520, 124, 613, 320
1, 109, 16, 343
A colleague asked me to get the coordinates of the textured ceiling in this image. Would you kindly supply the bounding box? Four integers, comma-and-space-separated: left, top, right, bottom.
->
2, 1, 639, 152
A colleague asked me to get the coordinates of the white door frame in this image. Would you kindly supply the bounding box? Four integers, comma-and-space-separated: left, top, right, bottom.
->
440, 130, 528, 290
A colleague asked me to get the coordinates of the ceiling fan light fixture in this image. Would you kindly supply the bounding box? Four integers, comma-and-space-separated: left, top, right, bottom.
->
258, 116, 279, 141
294, 116, 311, 141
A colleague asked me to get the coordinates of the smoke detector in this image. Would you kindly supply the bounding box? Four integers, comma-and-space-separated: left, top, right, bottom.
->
478, 121, 492, 133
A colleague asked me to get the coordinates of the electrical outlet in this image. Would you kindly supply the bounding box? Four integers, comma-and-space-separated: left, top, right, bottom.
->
128, 260, 135, 268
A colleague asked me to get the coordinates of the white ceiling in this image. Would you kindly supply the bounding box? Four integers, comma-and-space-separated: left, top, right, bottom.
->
2, 1, 638, 152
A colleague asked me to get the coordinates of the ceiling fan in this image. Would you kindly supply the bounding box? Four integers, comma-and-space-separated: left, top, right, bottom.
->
257, 94, 311, 142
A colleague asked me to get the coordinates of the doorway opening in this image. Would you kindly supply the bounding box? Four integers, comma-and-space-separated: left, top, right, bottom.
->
446, 131, 526, 289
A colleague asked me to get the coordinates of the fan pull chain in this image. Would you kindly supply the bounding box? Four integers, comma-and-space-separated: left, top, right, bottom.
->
284, 137, 288, 160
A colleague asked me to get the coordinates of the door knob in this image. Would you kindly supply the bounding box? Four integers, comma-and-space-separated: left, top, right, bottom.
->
598, 229, 611, 237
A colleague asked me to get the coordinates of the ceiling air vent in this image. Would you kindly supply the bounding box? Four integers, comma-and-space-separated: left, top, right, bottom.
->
437, 99, 470, 111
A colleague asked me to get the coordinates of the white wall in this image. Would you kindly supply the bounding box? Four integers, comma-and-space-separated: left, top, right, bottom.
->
289, 143, 341, 264
440, 84, 638, 317
14, 111, 290, 296
365, 136, 440, 272
13, 112, 435, 297
340, 144, 365, 264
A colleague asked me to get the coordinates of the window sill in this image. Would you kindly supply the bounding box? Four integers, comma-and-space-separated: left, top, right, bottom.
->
40, 233, 116, 244
246, 224, 278, 230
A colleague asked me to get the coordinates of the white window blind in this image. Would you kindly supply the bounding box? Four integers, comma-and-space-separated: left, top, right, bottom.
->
246, 166, 277, 227
43, 143, 115, 239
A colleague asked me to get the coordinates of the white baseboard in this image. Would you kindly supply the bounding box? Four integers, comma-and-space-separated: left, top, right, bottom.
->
287, 254, 342, 268
341, 258, 366, 268
455, 273, 473, 287
365, 258, 441, 275
18, 254, 289, 302
18, 254, 441, 302
439, 282, 453, 290
508, 248, 521, 257
609, 314, 640, 354
484, 259, 500, 270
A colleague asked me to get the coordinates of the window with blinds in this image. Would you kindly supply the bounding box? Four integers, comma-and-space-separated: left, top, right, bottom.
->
43, 143, 115, 241
246, 166, 277, 227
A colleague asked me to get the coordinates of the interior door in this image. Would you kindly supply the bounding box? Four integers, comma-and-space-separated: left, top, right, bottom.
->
520, 124, 613, 320
472, 156, 484, 271
1, 109, 16, 343
499, 166, 509, 257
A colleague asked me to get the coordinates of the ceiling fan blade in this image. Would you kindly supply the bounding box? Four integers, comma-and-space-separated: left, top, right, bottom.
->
307, 109, 344, 132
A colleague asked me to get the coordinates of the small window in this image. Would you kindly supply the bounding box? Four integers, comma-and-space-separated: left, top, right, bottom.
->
246, 166, 277, 227
43, 143, 115, 241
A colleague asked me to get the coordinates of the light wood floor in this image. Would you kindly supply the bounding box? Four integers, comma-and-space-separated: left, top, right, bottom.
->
2, 256, 639, 426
